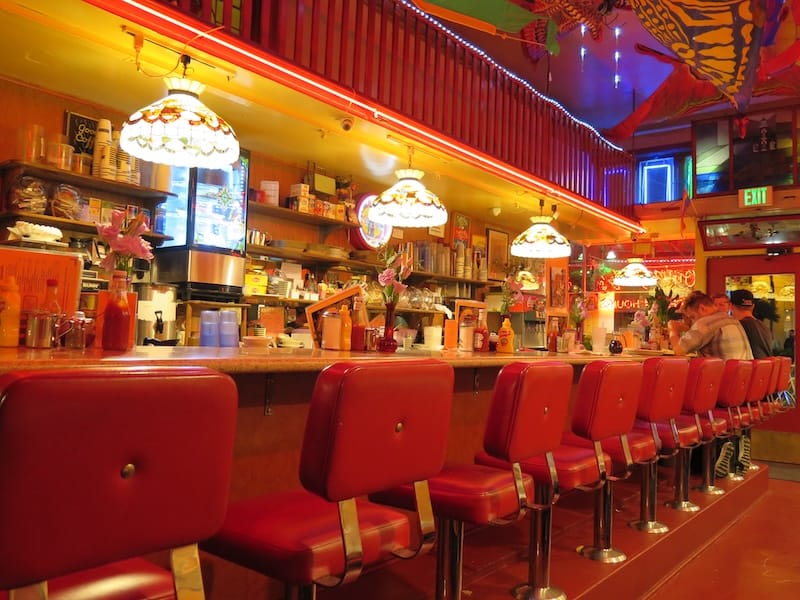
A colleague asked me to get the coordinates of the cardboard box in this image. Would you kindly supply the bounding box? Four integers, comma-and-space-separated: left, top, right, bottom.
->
290, 183, 309, 197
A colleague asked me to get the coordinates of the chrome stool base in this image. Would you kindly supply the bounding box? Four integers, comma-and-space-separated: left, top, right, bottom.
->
629, 519, 669, 534
513, 583, 567, 600
665, 499, 700, 512
577, 545, 627, 564
694, 483, 725, 495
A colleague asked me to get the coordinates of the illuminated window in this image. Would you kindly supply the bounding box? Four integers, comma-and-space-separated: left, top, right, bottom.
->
638, 158, 674, 204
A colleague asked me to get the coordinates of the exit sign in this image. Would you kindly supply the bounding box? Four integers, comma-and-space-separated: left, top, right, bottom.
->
738, 186, 774, 208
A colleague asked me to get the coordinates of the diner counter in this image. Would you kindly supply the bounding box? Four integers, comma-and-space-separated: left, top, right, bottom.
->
0, 345, 658, 374
0, 344, 671, 600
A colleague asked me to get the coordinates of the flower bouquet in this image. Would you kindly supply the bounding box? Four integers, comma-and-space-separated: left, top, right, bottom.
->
376, 245, 412, 352
96, 210, 154, 279
500, 274, 523, 315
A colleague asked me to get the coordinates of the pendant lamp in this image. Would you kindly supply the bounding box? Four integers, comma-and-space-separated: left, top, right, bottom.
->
510, 199, 571, 259
613, 258, 657, 287
368, 147, 448, 228
120, 55, 239, 169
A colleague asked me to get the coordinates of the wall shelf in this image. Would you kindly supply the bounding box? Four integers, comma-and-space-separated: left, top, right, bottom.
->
248, 201, 357, 241
1, 210, 172, 245
0, 160, 174, 204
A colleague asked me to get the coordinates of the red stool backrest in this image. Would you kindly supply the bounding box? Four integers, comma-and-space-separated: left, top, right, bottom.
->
636, 357, 690, 421
571, 361, 643, 441
717, 359, 753, 408
746, 359, 774, 402
776, 356, 792, 393
765, 356, 781, 396
0, 366, 238, 590
482, 361, 572, 463
300, 360, 453, 501
682, 357, 725, 413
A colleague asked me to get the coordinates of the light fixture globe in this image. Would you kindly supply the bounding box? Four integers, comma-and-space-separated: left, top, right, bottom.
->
368, 168, 448, 228
613, 258, 657, 287
120, 77, 240, 169
510, 216, 571, 258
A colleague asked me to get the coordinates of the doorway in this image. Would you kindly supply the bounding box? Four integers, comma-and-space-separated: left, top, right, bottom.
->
707, 254, 798, 465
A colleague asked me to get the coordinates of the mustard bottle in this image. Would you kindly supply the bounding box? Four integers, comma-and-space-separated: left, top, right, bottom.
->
497, 317, 515, 353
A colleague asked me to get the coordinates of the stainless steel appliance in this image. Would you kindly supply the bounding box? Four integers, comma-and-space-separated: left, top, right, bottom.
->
153, 151, 249, 300
134, 283, 179, 345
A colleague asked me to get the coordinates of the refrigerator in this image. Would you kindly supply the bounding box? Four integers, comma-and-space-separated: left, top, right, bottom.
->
153, 150, 249, 301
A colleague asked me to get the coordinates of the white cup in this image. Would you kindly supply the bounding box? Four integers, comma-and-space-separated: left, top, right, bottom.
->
591, 327, 607, 353
423, 325, 442, 348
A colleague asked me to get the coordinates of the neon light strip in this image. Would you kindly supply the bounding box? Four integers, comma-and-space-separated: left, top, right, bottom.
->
104, 0, 645, 234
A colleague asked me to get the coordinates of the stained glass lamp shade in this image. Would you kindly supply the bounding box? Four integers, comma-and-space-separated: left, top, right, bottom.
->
368, 168, 448, 228
510, 215, 571, 258
120, 77, 240, 169
613, 258, 657, 287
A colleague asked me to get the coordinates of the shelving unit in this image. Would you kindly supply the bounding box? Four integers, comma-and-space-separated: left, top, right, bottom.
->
0, 160, 174, 246
247, 201, 357, 241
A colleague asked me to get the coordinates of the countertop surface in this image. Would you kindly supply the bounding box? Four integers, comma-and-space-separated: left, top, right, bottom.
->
0, 345, 664, 374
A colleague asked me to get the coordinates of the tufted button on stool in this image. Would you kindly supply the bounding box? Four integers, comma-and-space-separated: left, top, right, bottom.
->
202, 360, 454, 599
478, 360, 644, 567
0, 366, 239, 600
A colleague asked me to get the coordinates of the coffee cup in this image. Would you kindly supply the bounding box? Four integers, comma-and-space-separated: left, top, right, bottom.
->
423, 325, 442, 348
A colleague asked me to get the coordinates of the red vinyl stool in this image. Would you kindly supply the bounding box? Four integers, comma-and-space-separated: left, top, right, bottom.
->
202, 360, 454, 600
478, 360, 643, 566
665, 357, 725, 505
759, 356, 782, 419
775, 355, 796, 409
738, 359, 774, 473
623, 357, 691, 532
374, 361, 572, 600
0, 366, 239, 600
711, 360, 754, 482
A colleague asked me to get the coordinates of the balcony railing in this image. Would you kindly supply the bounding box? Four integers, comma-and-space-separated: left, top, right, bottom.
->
149, 0, 635, 217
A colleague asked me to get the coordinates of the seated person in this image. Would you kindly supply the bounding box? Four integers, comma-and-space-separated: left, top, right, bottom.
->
729, 289, 773, 359
669, 291, 753, 360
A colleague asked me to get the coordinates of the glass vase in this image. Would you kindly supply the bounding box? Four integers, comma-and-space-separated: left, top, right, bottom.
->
377, 301, 398, 353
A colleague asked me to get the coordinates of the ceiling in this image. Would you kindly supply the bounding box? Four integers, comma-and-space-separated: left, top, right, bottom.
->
0, 0, 701, 248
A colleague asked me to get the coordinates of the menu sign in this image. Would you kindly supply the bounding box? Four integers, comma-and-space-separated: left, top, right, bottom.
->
64, 111, 98, 155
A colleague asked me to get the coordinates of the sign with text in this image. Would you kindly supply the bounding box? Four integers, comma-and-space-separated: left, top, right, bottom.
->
738, 185, 773, 208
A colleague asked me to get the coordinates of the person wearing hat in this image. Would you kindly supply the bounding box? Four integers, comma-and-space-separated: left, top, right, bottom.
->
730, 289, 773, 359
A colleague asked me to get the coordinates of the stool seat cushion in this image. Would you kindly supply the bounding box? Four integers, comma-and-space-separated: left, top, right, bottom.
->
202, 490, 410, 586
372, 463, 533, 525
476, 443, 610, 491
712, 407, 747, 428
562, 429, 656, 466
634, 419, 700, 451
680, 412, 727, 439
0, 559, 174, 600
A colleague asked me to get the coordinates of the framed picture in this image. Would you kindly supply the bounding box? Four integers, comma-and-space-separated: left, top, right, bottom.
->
549, 267, 567, 308
699, 215, 800, 250
451, 212, 471, 247
486, 228, 509, 280
64, 111, 98, 156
